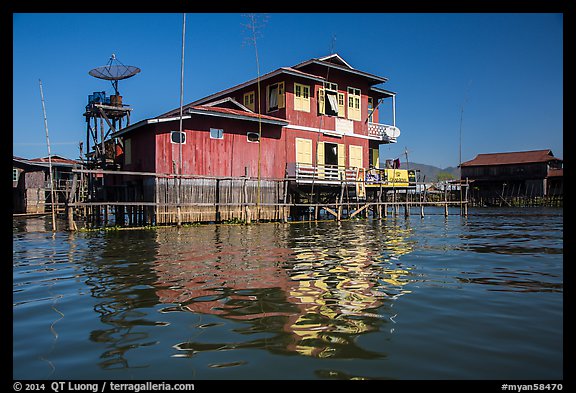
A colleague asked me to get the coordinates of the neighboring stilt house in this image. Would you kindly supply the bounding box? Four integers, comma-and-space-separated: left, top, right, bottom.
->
13, 155, 80, 214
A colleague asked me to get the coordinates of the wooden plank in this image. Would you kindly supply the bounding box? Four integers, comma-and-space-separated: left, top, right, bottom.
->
322, 206, 338, 218
349, 203, 370, 218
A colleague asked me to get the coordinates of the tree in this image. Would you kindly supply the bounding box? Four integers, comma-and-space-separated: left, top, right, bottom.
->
436, 171, 454, 182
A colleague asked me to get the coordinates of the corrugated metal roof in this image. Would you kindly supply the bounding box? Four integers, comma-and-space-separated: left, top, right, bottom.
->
111, 105, 289, 139
187, 105, 289, 125
13, 155, 80, 168
30, 155, 80, 165
460, 150, 561, 167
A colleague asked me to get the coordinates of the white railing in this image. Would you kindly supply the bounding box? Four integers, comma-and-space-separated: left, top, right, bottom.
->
368, 122, 400, 143
295, 164, 357, 182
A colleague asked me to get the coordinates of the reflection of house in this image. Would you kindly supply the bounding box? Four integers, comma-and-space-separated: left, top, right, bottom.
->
12, 155, 81, 214
460, 149, 563, 197
152, 223, 414, 359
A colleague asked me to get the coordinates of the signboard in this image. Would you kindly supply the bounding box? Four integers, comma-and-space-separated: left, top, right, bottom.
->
335, 118, 353, 134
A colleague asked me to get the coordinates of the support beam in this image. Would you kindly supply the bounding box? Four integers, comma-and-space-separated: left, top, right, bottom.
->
323, 206, 338, 218
349, 203, 370, 218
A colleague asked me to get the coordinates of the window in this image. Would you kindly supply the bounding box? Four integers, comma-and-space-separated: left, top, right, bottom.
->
210, 128, 224, 139
337, 92, 345, 117
243, 91, 255, 111
325, 82, 338, 91
124, 138, 132, 165
247, 132, 260, 143
349, 145, 363, 168
325, 91, 339, 116
367, 97, 374, 123
294, 83, 310, 112
318, 87, 325, 115
267, 82, 285, 112
318, 86, 345, 117
171, 131, 186, 144
347, 87, 361, 121
13, 168, 19, 182
295, 138, 312, 165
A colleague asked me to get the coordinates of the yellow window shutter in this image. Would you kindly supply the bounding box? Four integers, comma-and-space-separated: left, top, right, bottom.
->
338, 143, 346, 178
318, 88, 325, 115
347, 88, 361, 121
294, 83, 301, 112
317, 141, 325, 179
302, 86, 310, 112
243, 92, 255, 111
338, 143, 346, 167
349, 145, 363, 168
371, 148, 379, 168
278, 82, 285, 109
296, 138, 312, 165
337, 92, 345, 117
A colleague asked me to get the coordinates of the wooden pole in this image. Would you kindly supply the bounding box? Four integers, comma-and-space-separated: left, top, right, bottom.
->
176, 12, 186, 227
39, 79, 57, 232
444, 184, 449, 217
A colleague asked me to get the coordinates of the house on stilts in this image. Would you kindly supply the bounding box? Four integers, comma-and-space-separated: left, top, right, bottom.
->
78, 54, 448, 226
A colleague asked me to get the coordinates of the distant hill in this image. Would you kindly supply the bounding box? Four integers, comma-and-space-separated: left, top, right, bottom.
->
403, 162, 460, 182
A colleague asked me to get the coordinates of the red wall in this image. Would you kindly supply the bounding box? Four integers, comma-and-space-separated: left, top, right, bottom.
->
126, 116, 287, 179
232, 71, 381, 136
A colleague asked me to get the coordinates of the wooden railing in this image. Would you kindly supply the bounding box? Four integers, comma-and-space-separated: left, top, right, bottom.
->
295, 164, 358, 182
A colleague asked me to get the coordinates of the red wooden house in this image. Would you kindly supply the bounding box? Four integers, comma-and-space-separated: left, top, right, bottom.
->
107, 54, 401, 223
111, 54, 400, 181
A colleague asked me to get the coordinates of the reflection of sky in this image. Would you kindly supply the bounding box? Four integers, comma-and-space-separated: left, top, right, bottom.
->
83, 230, 163, 370
153, 220, 417, 359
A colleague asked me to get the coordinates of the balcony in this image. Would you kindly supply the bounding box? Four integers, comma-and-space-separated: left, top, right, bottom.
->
293, 164, 357, 184
368, 122, 400, 143
289, 163, 416, 188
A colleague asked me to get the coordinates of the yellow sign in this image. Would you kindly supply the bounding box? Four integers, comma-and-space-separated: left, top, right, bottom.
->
382, 169, 409, 187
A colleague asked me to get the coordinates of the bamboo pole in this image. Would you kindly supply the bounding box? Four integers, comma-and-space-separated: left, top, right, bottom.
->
39, 79, 57, 232
176, 13, 186, 227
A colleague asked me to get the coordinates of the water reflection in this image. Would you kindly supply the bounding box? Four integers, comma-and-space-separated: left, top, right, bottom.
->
82, 230, 164, 370
13, 209, 563, 379
153, 220, 416, 359
457, 268, 563, 293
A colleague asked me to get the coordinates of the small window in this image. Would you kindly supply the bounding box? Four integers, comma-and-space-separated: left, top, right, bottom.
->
171, 131, 186, 144
367, 97, 374, 123
325, 90, 339, 116
247, 132, 260, 143
325, 82, 338, 91
210, 128, 224, 139
294, 83, 310, 112
243, 91, 255, 111
347, 87, 361, 121
267, 82, 285, 112
13, 168, 19, 182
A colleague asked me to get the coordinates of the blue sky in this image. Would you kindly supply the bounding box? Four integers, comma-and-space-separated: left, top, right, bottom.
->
12, 13, 563, 169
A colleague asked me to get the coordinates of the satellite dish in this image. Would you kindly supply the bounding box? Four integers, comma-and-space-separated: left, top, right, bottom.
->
385, 126, 401, 139
89, 54, 140, 95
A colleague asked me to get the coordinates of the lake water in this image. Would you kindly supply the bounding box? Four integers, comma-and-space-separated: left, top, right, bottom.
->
12, 207, 563, 380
